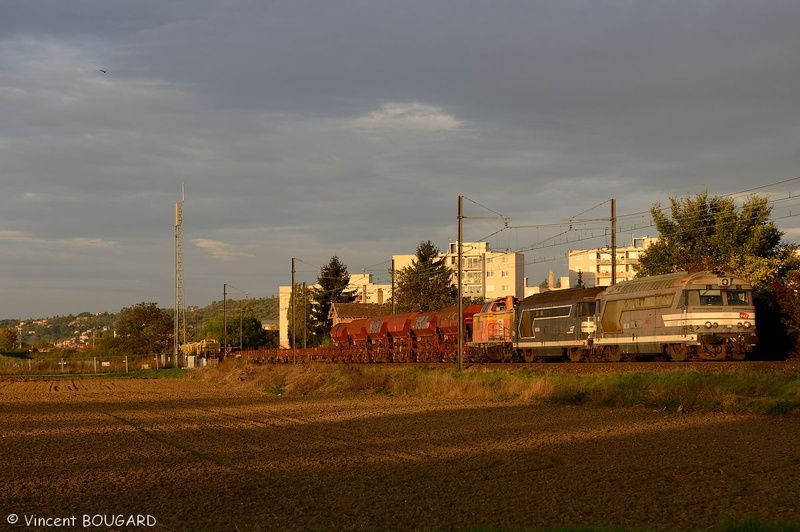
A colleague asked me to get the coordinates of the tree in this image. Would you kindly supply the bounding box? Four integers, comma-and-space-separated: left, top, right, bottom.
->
538, 278, 561, 290
764, 272, 800, 359
311, 256, 356, 340
636, 191, 784, 281
394, 241, 457, 312
114, 302, 173, 355
239, 306, 269, 349
200, 305, 270, 350
0, 328, 18, 351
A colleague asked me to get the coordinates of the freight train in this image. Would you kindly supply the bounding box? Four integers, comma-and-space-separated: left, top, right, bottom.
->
318, 270, 757, 363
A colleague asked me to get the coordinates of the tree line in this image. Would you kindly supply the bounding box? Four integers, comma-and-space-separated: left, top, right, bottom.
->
1, 298, 281, 357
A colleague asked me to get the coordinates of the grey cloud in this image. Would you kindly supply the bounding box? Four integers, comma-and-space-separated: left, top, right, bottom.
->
3, 0, 800, 317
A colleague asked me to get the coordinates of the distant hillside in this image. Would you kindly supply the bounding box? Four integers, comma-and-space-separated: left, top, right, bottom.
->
1, 296, 280, 348
189, 296, 280, 325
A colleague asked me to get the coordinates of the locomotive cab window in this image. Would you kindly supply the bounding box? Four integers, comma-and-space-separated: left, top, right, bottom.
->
725, 290, 750, 305
518, 310, 534, 338
575, 301, 596, 317
532, 305, 571, 319
687, 289, 723, 306
685, 289, 744, 306
702, 291, 722, 305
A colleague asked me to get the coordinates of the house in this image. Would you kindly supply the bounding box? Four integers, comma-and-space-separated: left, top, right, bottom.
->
329, 303, 392, 328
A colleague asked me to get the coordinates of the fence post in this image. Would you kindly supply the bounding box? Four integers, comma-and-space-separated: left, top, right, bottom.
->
125, 356, 128, 373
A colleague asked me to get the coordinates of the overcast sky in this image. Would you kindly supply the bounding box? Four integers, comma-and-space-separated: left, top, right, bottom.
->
3, 0, 800, 319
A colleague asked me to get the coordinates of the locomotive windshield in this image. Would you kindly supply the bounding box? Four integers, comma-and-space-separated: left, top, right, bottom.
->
725, 290, 750, 305
684, 289, 751, 306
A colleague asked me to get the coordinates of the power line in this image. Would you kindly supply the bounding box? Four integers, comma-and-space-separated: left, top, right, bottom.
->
463, 195, 508, 219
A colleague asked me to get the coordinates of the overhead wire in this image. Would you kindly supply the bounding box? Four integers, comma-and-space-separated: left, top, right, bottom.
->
290, 176, 800, 295
510, 182, 800, 272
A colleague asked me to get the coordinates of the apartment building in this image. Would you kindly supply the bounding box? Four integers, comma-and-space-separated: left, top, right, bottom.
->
446, 242, 525, 299
392, 242, 525, 300
568, 236, 657, 287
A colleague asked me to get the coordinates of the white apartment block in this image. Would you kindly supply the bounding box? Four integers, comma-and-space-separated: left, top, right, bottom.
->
568, 236, 657, 287
392, 242, 525, 300
446, 242, 525, 300
278, 273, 391, 349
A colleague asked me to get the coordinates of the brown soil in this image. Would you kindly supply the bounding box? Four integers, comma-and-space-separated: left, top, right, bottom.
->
1, 373, 798, 531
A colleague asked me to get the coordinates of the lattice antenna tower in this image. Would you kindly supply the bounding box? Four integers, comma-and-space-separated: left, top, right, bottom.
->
174, 184, 187, 359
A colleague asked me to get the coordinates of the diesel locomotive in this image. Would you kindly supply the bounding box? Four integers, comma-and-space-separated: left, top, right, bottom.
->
471, 270, 757, 362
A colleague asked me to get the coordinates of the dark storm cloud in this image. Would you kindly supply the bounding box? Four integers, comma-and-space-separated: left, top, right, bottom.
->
108, 0, 800, 196
0, 0, 218, 40
2, 0, 800, 317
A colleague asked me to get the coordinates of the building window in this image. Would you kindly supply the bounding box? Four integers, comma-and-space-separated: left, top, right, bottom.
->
486, 271, 494, 278
501, 271, 509, 278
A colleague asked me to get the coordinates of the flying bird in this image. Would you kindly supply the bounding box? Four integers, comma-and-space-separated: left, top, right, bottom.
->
99, 69, 107, 74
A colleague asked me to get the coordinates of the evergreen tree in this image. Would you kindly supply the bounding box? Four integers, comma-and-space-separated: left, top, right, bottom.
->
311, 256, 356, 341
394, 241, 457, 312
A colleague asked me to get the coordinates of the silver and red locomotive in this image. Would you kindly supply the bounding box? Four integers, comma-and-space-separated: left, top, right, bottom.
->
471, 270, 757, 362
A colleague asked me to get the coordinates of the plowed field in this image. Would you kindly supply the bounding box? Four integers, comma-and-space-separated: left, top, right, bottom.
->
1, 372, 798, 531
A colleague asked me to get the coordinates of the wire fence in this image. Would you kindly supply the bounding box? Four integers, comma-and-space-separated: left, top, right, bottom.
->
0, 354, 212, 376
0, 348, 328, 376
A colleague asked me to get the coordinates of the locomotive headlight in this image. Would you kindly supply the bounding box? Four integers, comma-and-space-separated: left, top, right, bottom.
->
705, 321, 713, 329
737, 322, 743, 328
713, 322, 719, 328
744, 321, 752, 329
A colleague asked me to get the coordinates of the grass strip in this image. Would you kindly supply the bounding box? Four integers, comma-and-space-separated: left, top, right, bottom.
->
199, 360, 800, 415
